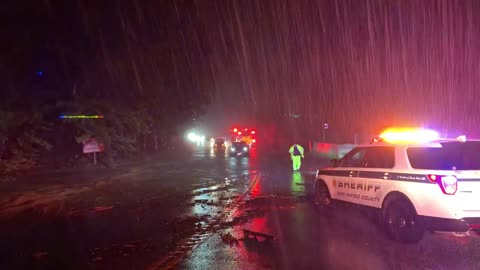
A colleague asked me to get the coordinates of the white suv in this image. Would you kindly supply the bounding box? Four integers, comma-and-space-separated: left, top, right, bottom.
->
314, 138, 480, 243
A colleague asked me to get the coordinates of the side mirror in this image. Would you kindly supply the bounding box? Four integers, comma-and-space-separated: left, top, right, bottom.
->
330, 159, 339, 167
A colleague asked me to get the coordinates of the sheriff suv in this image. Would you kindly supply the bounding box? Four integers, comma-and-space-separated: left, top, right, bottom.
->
314, 136, 480, 243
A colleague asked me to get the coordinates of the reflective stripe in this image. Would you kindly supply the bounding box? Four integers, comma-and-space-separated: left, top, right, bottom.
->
457, 178, 480, 182
357, 171, 386, 179
318, 169, 433, 184
318, 170, 352, 177
388, 173, 428, 183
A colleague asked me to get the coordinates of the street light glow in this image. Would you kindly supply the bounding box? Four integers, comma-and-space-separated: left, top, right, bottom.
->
187, 132, 197, 142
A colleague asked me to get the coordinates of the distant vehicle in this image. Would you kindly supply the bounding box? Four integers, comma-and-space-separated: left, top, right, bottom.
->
314, 128, 480, 243
230, 142, 249, 156
213, 139, 226, 152
230, 127, 257, 147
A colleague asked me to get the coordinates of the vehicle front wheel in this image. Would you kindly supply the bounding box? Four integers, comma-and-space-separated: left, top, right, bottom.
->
314, 181, 332, 210
382, 199, 424, 243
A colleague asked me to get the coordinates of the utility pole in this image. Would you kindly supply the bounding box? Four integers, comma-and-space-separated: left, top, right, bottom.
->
323, 122, 328, 143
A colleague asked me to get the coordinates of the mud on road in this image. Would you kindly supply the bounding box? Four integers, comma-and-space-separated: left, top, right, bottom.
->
0, 149, 266, 270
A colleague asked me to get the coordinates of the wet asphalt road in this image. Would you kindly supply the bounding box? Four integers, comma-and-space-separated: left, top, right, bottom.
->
1, 147, 480, 270
175, 148, 480, 270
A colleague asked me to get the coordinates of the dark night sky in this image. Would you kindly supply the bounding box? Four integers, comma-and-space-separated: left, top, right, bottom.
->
3, 1, 480, 140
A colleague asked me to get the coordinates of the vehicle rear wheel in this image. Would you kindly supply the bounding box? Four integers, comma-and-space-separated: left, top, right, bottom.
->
314, 181, 332, 210
383, 199, 424, 243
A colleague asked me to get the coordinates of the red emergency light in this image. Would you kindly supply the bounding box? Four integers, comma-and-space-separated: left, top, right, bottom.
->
233, 128, 238, 132
238, 132, 242, 135
251, 130, 256, 134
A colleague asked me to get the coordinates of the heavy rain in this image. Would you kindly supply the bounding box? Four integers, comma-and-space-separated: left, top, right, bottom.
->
1, 1, 480, 270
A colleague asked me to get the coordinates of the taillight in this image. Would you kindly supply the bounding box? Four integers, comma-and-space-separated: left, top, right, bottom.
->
427, 174, 458, 195
427, 174, 437, 182
441, 176, 458, 195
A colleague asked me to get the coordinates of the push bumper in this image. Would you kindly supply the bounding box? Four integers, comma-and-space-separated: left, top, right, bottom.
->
231, 151, 249, 156
421, 216, 480, 232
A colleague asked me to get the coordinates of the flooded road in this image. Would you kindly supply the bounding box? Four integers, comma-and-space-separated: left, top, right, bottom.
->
175, 150, 480, 270
0, 146, 294, 269
1, 147, 480, 270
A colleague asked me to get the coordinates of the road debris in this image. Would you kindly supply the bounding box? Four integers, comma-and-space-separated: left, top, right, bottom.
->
93, 205, 114, 212
220, 232, 240, 245
33, 251, 49, 259
194, 199, 208, 204
243, 229, 274, 241
89, 239, 155, 263
192, 185, 232, 196
206, 200, 220, 206
93, 256, 103, 262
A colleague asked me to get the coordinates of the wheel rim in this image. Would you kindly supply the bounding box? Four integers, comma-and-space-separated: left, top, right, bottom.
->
387, 204, 415, 233
315, 185, 331, 206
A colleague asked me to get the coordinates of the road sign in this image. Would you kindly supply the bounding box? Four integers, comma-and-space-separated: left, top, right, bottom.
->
83, 138, 104, 166
83, 139, 105, 153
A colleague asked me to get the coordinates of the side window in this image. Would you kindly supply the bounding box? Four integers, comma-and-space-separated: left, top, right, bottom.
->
340, 148, 367, 167
364, 147, 395, 168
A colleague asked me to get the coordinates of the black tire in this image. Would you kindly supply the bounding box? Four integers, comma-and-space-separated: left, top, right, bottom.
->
382, 199, 424, 243
314, 181, 332, 210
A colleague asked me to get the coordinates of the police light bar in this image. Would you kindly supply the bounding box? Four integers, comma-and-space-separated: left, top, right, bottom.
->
379, 128, 439, 144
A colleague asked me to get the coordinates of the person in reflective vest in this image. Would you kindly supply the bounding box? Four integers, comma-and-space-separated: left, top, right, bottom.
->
289, 144, 304, 171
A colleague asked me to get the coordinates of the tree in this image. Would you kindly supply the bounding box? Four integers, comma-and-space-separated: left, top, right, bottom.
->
0, 108, 52, 175
0, 1, 214, 174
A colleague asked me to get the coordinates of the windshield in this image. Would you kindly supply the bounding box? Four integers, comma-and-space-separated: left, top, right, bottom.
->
233, 142, 246, 147
407, 141, 480, 170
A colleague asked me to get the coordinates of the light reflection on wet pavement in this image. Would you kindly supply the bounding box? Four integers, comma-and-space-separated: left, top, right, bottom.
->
2, 147, 480, 270
176, 158, 480, 270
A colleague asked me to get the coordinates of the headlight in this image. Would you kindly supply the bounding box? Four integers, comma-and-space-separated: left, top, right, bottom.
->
243, 147, 248, 151
231, 147, 236, 152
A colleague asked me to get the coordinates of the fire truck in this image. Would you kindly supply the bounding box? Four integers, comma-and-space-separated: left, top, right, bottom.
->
231, 127, 257, 146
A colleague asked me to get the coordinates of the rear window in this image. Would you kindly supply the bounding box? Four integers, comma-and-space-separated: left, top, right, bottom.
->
407, 141, 480, 170
232, 142, 245, 146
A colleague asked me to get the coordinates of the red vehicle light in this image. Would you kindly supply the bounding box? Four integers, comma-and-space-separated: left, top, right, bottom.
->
251, 130, 255, 134
252, 139, 256, 143
238, 132, 242, 135
233, 128, 238, 132
427, 174, 457, 195
427, 174, 437, 182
